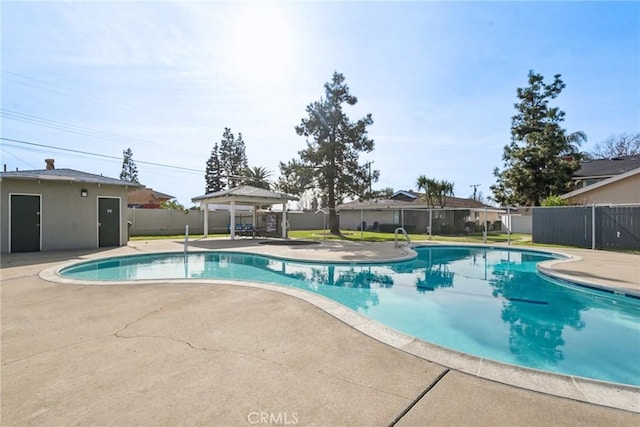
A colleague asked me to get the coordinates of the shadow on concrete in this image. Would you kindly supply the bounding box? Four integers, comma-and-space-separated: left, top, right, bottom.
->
185, 238, 407, 262
1, 248, 111, 269
186, 238, 264, 251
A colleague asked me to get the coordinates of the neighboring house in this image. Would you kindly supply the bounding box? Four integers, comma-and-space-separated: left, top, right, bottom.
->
337, 190, 502, 233
562, 167, 640, 205
571, 155, 640, 189
1, 159, 142, 253
127, 187, 174, 208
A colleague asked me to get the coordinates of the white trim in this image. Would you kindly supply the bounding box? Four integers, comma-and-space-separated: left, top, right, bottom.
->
391, 190, 417, 199
97, 196, 122, 248
338, 204, 504, 213
282, 202, 288, 238
562, 167, 640, 199
8, 193, 42, 253
230, 200, 236, 240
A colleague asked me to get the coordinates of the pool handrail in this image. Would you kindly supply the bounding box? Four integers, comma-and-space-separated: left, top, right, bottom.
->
394, 227, 411, 248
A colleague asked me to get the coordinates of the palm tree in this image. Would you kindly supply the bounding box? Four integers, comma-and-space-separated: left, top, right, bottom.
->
435, 180, 455, 208
416, 175, 433, 207
241, 166, 273, 190
416, 175, 454, 208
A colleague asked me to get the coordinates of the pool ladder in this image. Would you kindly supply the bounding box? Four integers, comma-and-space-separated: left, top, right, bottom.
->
394, 227, 411, 248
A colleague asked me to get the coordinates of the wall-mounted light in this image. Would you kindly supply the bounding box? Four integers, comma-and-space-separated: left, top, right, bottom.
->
80, 189, 88, 198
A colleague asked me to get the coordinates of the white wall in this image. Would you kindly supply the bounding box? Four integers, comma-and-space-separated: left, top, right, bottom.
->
127, 209, 326, 235
501, 214, 532, 234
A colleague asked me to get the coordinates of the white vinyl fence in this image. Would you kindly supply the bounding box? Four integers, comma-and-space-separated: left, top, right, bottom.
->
127, 208, 326, 236
501, 214, 533, 234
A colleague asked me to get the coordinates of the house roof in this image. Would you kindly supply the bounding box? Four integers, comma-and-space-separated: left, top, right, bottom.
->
391, 190, 417, 199
0, 168, 142, 187
562, 167, 640, 200
574, 155, 640, 178
338, 195, 497, 211
192, 185, 299, 206
128, 187, 174, 201
149, 190, 174, 199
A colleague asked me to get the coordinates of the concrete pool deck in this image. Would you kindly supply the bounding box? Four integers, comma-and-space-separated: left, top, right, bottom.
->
1, 238, 639, 425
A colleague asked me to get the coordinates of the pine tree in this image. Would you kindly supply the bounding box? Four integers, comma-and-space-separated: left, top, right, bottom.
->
279, 72, 377, 235
231, 132, 249, 188
204, 143, 223, 193
218, 128, 249, 189
120, 148, 139, 183
491, 71, 586, 206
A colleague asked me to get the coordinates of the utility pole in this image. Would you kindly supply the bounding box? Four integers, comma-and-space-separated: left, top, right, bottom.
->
470, 184, 481, 201
367, 161, 374, 199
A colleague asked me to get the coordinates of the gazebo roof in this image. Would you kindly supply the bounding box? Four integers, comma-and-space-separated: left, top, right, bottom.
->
192, 185, 299, 206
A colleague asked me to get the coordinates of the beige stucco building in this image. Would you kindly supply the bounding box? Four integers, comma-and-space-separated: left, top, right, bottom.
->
337, 191, 503, 233
1, 162, 140, 253
562, 168, 640, 205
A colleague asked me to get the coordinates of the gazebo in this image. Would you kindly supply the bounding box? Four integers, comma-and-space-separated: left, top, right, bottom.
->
191, 186, 299, 240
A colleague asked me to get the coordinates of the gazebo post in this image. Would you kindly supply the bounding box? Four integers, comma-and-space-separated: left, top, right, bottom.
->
230, 200, 236, 240
282, 201, 288, 239
191, 186, 299, 240
203, 201, 209, 238
252, 205, 258, 238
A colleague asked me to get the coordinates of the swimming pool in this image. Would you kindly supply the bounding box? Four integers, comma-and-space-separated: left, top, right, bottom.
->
60, 246, 640, 386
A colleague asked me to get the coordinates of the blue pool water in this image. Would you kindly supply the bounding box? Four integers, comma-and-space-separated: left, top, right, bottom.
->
60, 246, 640, 386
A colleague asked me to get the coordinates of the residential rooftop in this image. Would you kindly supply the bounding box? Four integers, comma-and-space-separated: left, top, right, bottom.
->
0, 168, 141, 187
574, 155, 640, 178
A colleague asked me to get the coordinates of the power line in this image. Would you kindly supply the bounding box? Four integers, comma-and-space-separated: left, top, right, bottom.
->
0, 146, 39, 169
1, 137, 204, 175
1, 108, 206, 159
2, 70, 185, 125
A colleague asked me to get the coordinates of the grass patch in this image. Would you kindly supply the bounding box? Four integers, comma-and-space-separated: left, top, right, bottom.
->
129, 231, 637, 253
130, 234, 226, 240
131, 230, 529, 246
288, 230, 529, 244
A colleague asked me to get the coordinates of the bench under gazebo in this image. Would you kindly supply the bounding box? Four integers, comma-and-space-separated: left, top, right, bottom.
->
191, 186, 299, 240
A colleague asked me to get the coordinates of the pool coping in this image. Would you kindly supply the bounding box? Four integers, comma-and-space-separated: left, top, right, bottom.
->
537, 255, 640, 299
38, 244, 640, 414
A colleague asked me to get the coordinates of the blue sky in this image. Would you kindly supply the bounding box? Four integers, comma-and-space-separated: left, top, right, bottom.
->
2, 1, 639, 207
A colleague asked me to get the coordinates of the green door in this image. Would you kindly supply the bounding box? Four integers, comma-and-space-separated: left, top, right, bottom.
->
98, 198, 120, 247
11, 194, 41, 252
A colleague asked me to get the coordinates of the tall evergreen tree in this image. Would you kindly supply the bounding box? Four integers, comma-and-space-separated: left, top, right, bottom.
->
491, 71, 586, 206
232, 132, 249, 187
120, 147, 139, 183
204, 143, 223, 193
279, 72, 377, 235
218, 127, 248, 189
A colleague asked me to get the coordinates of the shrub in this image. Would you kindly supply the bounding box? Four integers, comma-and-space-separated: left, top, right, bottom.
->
541, 195, 568, 206
378, 224, 416, 233
464, 221, 477, 233
436, 224, 454, 235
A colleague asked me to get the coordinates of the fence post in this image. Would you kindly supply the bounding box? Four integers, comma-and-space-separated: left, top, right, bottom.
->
483, 206, 488, 244
591, 204, 596, 250
184, 225, 189, 254
507, 206, 511, 245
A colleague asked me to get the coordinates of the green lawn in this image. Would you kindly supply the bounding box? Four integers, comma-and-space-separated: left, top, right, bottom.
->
288, 230, 529, 244
131, 230, 529, 245
129, 231, 638, 253
131, 234, 223, 240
